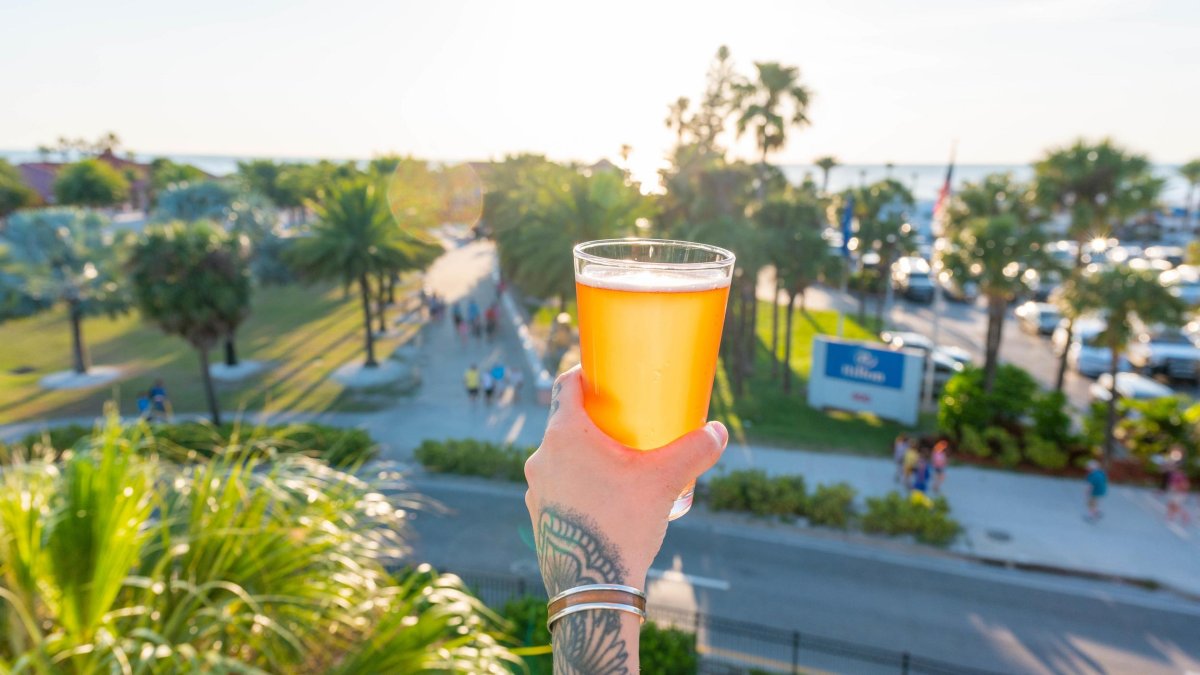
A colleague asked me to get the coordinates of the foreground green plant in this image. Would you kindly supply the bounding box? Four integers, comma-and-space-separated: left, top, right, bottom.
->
0, 418, 515, 673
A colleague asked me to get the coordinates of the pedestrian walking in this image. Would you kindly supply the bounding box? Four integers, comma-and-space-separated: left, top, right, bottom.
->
1085, 460, 1107, 522
932, 440, 949, 494
484, 303, 499, 341
893, 433, 910, 483
482, 371, 496, 405
464, 364, 480, 404
490, 362, 506, 388
902, 441, 920, 490
150, 379, 171, 421
1166, 469, 1191, 525
452, 303, 464, 329
910, 450, 933, 507
137, 390, 153, 421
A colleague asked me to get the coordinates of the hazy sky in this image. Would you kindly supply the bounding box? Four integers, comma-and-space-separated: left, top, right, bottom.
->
2, 0, 1197, 183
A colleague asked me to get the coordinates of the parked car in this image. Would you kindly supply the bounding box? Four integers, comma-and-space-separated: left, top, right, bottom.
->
1160, 265, 1200, 306
1126, 325, 1200, 381
1144, 245, 1186, 268
880, 330, 973, 365
1089, 372, 1175, 403
937, 269, 979, 302
1021, 268, 1062, 302
1052, 317, 1130, 378
891, 257, 935, 303
1014, 301, 1061, 336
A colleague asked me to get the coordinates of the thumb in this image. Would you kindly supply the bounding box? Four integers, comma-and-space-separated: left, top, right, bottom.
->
652, 421, 729, 493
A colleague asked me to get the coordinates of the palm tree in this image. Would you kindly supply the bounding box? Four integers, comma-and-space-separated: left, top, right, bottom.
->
127, 222, 252, 425
941, 174, 1046, 391
1, 208, 129, 374
734, 61, 813, 199
1180, 159, 1200, 228
1034, 138, 1163, 392
757, 191, 829, 393
845, 179, 916, 327
665, 96, 691, 145
290, 179, 441, 367
0, 419, 515, 672
1061, 265, 1186, 460
814, 155, 839, 194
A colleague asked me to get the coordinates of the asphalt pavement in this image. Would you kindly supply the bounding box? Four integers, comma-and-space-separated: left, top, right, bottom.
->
409, 476, 1200, 675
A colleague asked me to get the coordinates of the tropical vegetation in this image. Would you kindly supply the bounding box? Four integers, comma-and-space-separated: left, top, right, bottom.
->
52, 158, 131, 207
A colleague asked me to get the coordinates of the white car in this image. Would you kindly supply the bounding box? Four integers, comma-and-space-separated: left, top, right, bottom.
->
1052, 318, 1129, 378
1160, 265, 1200, 306
880, 330, 973, 365
891, 257, 936, 303
1127, 327, 1200, 381
1014, 301, 1061, 336
1089, 372, 1175, 403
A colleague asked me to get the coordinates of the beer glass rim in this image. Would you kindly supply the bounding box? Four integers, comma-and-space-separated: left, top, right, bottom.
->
573, 238, 736, 272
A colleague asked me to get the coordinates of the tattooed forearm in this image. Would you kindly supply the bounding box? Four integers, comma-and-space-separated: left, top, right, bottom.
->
537, 504, 631, 675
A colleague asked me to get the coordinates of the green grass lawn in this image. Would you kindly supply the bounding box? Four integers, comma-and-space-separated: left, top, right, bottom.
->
710, 301, 933, 456
530, 300, 576, 330
0, 283, 419, 424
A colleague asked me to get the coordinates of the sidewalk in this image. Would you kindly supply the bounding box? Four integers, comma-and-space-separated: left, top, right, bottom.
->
4, 239, 1198, 598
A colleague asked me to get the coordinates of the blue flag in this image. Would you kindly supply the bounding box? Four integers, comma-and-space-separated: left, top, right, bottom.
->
839, 195, 855, 259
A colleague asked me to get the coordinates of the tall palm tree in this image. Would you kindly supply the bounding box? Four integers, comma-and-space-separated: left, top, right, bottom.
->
289, 179, 440, 368
665, 96, 691, 145
814, 156, 839, 195
1034, 138, 1163, 392
1, 208, 129, 374
127, 222, 252, 425
757, 191, 829, 393
845, 179, 916, 327
1180, 159, 1200, 228
734, 61, 813, 198
1061, 265, 1186, 460
941, 174, 1046, 391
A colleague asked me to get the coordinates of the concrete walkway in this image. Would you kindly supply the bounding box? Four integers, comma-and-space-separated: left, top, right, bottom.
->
5, 238, 1199, 598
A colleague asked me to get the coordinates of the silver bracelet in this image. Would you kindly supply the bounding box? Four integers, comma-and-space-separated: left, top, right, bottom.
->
547, 583, 646, 606
547, 602, 647, 632
546, 583, 648, 632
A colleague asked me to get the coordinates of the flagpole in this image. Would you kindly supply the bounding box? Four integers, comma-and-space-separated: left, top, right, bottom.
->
923, 141, 957, 412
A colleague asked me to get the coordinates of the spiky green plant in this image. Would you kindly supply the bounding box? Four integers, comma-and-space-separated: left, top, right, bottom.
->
0, 417, 516, 674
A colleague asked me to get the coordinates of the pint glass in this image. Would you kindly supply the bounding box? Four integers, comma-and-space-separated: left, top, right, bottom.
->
573, 239, 735, 519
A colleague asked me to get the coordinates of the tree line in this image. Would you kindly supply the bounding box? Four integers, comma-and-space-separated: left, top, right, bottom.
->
0, 156, 453, 424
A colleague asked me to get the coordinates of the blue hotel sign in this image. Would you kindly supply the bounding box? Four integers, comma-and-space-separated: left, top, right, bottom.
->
824, 342, 905, 390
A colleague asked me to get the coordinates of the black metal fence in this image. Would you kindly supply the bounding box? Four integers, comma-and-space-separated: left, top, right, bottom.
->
456, 569, 1010, 675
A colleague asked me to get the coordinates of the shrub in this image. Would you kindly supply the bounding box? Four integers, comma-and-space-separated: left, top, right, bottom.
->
983, 426, 1022, 468
13, 421, 377, 467
414, 438, 534, 482
959, 425, 990, 458
1025, 434, 1069, 470
862, 492, 961, 546
501, 596, 553, 675
938, 364, 1039, 437
706, 470, 806, 517
639, 622, 699, 675
806, 483, 856, 529
1029, 390, 1078, 446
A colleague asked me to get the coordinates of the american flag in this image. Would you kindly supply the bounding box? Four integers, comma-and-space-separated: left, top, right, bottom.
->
931, 148, 956, 235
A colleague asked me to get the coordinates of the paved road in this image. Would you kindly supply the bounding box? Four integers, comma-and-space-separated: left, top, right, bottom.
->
408, 476, 1200, 675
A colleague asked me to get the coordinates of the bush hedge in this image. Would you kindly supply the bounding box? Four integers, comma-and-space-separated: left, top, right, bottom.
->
862, 492, 962, 546
806, 483, 857, 529
414, 438, 534, 482
706, 470, 856, 528
7, 420, 376, 467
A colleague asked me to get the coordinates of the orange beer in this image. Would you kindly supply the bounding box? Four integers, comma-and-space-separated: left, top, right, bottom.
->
573, 239, 735, 519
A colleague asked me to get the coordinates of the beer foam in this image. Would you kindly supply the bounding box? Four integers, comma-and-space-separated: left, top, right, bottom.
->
576, 267, 730, 292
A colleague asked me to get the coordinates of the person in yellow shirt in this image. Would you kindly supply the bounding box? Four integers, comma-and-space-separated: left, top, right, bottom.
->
464, 364, 481, 404
901, 443, 920, 490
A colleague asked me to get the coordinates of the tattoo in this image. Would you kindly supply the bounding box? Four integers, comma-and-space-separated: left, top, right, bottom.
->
549, 380, 562, 418
537, 504, 630, 674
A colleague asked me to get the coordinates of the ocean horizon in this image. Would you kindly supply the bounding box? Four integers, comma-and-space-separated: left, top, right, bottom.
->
2, 150, 1191, 205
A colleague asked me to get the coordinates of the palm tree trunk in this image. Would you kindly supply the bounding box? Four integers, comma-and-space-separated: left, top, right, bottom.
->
821, 169, 830, 195
224, 332, 238, 367
982, 294, 1006, 392
359, 273, 378, 367
783, 291, 798, 394
197, 346, 221, 426
375, 272, 389, 335
1054, 245, 1088, 392
1103, 346, 1120, 465
388, 273, 398, 304
68, 302, 89, 374
770, 277, 782, 378
742, 279, 757, 387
